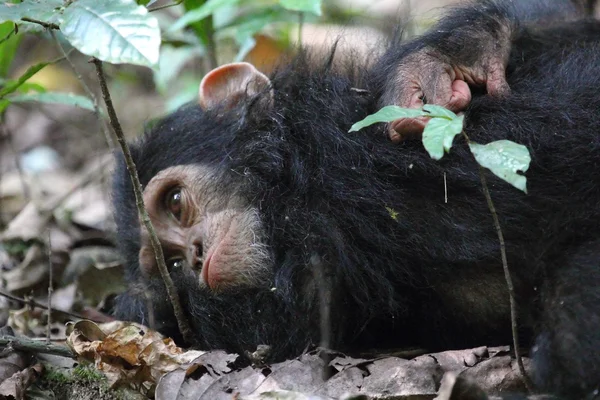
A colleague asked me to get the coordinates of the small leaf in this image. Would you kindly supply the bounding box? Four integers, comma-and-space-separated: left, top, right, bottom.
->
422, 115, 464, 160
170, 0, 240, 31
386, 207, 399, 221
423, 104, 457, 120
60, 0, 160, 68
8, 92, 96, 112
469, 140, 531, 193
349, 106, 426, 132
0, 61, 49, 97
279, 0, 322, 16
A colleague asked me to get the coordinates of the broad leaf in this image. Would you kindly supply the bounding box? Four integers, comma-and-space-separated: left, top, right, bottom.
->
8, 92, 95, 112
60, 0, 160, 68
422, 115, 464, 160
469, 140, 531, 193
349, 106, 426, 132
170, 0, 240, 31
0, 0, 63, 28
279, 0, 322, 16
423, 104, 457, 120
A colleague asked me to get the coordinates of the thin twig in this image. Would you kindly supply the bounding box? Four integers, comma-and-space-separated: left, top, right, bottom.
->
149, 0, 183, 12
0, 336, 75, 358
51, 31, 114, 149
91, 58, 193, 343
461, 131, 533, 392
46, 229, 53, 342
20, 18, 59, 30
311, 253, 333, 380
0, 289, 86, 321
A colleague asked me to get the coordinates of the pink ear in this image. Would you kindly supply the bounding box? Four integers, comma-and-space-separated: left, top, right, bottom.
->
199, 62, 273, 111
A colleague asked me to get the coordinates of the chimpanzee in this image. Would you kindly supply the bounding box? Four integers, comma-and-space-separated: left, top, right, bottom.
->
112, 0, 600, 397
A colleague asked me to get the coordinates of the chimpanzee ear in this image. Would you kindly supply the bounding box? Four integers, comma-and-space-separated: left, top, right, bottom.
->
199, 62, 273, 111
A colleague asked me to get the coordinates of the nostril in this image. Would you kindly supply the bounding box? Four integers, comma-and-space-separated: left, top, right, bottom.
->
188, 244, 203, 271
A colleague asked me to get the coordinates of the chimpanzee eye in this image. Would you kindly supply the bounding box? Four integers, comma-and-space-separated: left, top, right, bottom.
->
165, 187, 183, 221
167, 257, 184, 270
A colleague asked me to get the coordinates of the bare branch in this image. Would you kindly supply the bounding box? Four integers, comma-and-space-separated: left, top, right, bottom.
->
91, 58, 193, 344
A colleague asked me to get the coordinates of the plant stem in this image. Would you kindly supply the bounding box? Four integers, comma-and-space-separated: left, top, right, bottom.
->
92, 58, 193, 344
0, 336, 75, 358
462, 131, 533, 392
20, 18, 59, 30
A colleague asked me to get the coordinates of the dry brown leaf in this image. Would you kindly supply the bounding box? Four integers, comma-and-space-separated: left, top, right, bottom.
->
0, 363, 43, 400
66, 320, 205, 391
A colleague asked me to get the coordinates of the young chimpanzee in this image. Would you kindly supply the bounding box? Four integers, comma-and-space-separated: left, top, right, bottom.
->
113, 0, 600, 397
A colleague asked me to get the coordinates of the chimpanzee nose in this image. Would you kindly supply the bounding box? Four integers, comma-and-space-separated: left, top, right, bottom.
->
187, 244, 204, 271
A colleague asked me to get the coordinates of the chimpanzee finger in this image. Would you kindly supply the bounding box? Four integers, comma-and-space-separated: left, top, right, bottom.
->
446, 80, 471, 112
388, 117, 429, 142
485, 63, 511, 97
386, 83, 426, 141
388, 71, 460, 141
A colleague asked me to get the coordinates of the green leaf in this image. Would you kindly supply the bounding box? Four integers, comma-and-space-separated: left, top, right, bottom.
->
0, 61, 49, 97
154, 45, 203, 92
170, 0, 240, 31
60, 0, 160, 68
422, 115, 464, 160
349, 106, 426, 132
469, 140, 531, 193
7, 92, 96, 112
0, 21, 20, 78
0, 0, 63, 28
279, 0, 322, 16
219, 8, 287, 44
423, 104, 457, 120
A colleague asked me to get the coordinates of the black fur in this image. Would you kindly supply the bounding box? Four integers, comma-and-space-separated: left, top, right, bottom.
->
113, 12, 600, 399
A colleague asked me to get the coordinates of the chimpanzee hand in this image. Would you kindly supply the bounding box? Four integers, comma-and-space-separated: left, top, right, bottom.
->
384, 47, 511, 142
376, 1, 525, 142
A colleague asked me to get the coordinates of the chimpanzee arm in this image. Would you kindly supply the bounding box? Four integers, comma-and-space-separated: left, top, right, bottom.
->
376, 0, 588, 140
